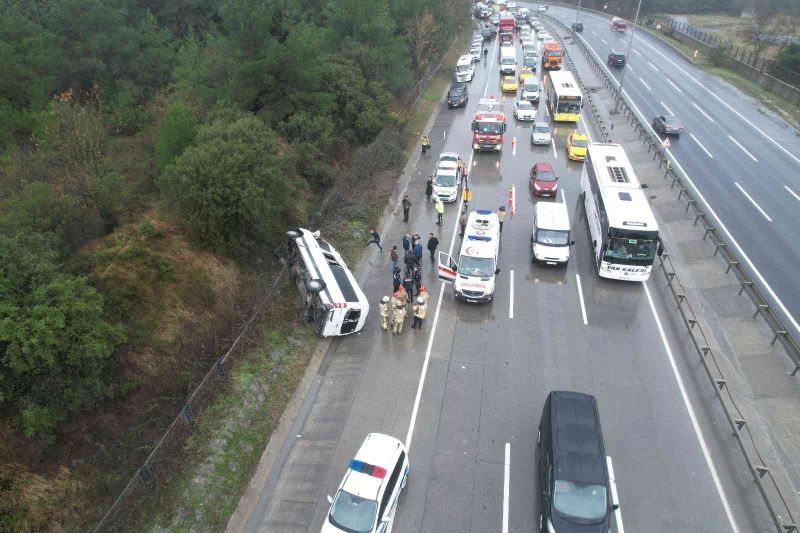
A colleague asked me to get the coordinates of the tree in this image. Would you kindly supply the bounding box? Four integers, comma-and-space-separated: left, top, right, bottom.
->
155, 100, 198, 170
776, 43, 800, 72
0, 232, 125, 441
158, 113, 293, 255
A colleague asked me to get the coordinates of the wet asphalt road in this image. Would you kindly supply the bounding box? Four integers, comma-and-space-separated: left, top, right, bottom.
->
239, 18, 775, 533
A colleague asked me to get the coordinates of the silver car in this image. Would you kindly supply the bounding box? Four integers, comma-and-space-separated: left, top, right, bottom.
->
531, 121, 552, 145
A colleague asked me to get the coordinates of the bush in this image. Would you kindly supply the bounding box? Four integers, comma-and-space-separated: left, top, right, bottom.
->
155, 100, 199, 170
158, 113, 293, 256
0, 232, 125, 441
708, 46, 729, 67
777, 43, 800, 73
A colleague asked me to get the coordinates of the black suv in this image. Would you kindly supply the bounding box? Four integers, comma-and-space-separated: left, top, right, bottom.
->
608, 51, 626, 66
447, 82, 469, 108
571, 22, 583, 32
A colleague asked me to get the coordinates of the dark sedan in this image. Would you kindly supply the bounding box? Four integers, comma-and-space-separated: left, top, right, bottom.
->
652, 115, 684, 135
447, 82, 469, 108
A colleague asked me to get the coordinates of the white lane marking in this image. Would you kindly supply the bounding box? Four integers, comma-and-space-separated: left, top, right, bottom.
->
502, 443, 510, 533
689, 133, 714, 158
728, 135, 759, 162
578, 32, 800, 335
785, 185, 800, 203
643, 283, 740, 533
639, 78, 652, 92
626, 64, 634, 72
735, 182, 772, 222
632, 48, 642, 57
509, 270, 514, 319
631, 31, 800, 166
691, 102, 715, 122
665, 78, 683, 93
606, 456, 624, 533
601, 38, 608, 45
575, 274, 588, 325
512, 135, 517, 156
661, 101, 675, 115
551, 137, 557, 158
591, 29, 598, 36
647, 61, 659, 71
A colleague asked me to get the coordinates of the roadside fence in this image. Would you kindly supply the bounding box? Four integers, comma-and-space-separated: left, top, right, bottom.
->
545, 13, 799, 533
93, 266, 286, 532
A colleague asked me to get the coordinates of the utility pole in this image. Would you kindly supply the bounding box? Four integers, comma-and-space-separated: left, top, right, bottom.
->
574, 0, 582, 29
612, 0, 643, 114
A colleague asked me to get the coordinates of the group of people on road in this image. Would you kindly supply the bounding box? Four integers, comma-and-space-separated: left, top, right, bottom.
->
379, 284, 429, 334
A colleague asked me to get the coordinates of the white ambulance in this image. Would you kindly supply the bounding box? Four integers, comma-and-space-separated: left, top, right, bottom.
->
437, 209, 501, 303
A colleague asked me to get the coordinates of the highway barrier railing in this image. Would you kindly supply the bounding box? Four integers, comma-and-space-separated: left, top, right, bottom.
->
544, 13, 799, 533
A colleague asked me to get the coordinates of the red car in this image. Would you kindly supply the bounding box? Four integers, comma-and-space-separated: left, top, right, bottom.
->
530, 162, 558, 197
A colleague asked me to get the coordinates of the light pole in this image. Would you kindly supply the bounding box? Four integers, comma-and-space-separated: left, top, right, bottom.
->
612, 0, 643, 114
574, 0, 582, 29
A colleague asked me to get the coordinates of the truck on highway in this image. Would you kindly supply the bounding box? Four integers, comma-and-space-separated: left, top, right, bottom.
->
437, 209, 501, 303
611, 17, 628, 32
498, 12, 516, 38
542, 41, 563, 70
471, 97, 507, 152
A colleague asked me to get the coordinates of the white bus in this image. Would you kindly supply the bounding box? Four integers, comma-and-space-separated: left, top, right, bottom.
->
286, 228, 369, 336
437, 209, 501, 303
581, 143, 660, 281
545, 70, 582, 122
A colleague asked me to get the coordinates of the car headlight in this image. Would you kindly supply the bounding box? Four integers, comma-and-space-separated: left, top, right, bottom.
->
534, 183, 542, 190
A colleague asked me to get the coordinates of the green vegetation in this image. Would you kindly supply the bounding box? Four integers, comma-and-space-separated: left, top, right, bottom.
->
0, 0, 469, 529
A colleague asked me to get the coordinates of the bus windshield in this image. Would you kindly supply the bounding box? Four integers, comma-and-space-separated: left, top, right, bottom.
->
556, 98, 581, 114
605, 237, 657, 263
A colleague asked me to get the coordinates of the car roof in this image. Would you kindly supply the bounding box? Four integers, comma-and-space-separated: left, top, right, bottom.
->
534, 161, 554, 171
534, 201, 570, 231
458, 54, 472, 64
534, 121, 550, 128
504, 76, 515, 81
550, 391, 606, 485
517, 100, 533, 106
571, 133, 588, 140
437, 161, 458, 171
439, 151, 460, 161
341, 433, 405, 500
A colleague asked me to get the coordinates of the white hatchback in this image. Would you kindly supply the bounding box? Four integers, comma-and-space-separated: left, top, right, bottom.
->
323, 433, 410, 533
514, 100, 536, 121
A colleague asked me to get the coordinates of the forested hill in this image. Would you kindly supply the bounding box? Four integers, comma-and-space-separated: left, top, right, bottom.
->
0, 0, 465, 529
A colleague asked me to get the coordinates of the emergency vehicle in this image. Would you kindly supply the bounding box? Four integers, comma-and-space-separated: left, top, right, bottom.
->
437, 209, 501, 303
471, 97, 507, 152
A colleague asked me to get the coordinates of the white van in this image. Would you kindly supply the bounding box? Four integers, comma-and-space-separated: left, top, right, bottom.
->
455, 54, 475, 82
438, 210, 501, 303
522, 77, 541, 102
499, 47, 516, 75
287, 228, 369, 335
530, 202, 574, 265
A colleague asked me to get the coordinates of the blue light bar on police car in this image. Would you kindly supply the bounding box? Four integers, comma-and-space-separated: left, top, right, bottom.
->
476, 209, 493, 215
350, 459, 387, 478
467, 235, 492, 242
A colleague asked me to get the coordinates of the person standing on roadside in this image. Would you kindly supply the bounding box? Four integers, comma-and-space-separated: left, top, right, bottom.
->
412, 263, 423, 292
402, 270, 415, 303
421, 134, 431, 155
497, 206, 506, 232
434, 198, 444, 225
390, 245, 399, 271
411, 297, 427, 329
392, 301, 407, 334
462, 186, 472, 208
427, 233, 439, 261
393, 267, 402, 292
366, 228, 383, 252
413, 239, 423, 264
402, 194, 412, 222
425, 177, 434, 202
402, 234, 411, 253
379, 296, 391, 331
404, 248, 415, 275
459, 210, 468, 237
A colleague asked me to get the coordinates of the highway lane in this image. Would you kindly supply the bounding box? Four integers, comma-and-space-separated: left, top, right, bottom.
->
239, 24, 772, 533
544, 4, 800, 339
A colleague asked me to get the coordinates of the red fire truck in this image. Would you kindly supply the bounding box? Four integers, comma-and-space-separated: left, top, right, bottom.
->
498, 12, 516, 38
471, 97, 507, 152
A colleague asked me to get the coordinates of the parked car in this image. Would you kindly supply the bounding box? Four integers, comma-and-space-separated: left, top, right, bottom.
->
531, 121, 552, 145
447, 82, 469, 108
530, 162, 558, 196
608, 51, 626, 66
652, 115, 684, 135
514, 100, 536, 121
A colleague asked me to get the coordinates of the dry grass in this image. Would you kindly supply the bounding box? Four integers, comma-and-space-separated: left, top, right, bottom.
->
685, 14, 779, 61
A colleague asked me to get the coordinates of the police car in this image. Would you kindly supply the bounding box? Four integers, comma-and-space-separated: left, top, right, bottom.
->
323, 433, 410, 533
437, 209, 501, 303
433, 152, 463, 203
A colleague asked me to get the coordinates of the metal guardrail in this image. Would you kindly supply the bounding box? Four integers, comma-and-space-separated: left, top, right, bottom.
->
543, 13, 799, 533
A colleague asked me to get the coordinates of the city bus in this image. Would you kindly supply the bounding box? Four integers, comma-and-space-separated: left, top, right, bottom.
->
545, 70, 582, 122
581, 143, 661, 281
286, 228, 369, 336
